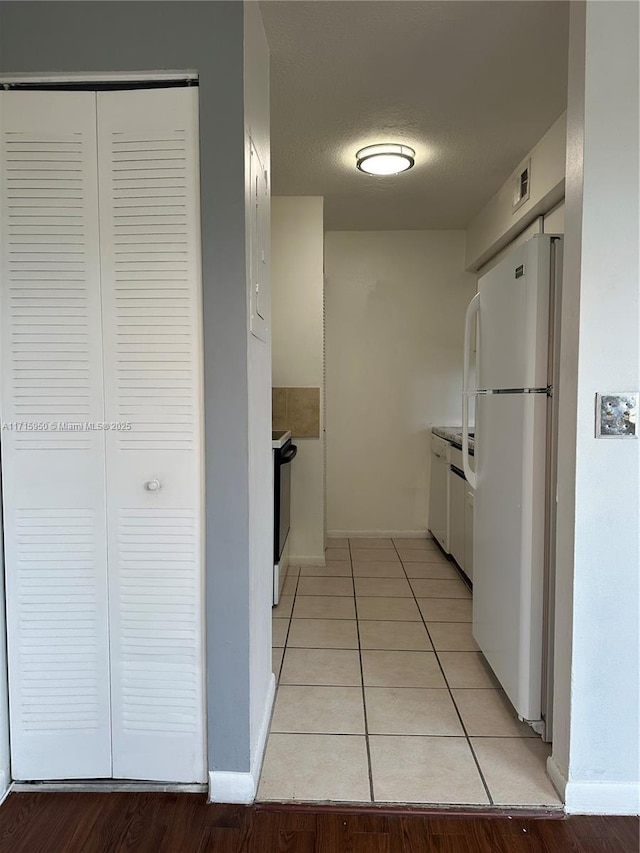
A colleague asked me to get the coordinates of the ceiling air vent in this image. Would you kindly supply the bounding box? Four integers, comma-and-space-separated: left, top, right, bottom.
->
512, 158, 531, 211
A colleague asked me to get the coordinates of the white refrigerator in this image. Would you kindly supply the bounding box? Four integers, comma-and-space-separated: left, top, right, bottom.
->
461, 235, 562, 731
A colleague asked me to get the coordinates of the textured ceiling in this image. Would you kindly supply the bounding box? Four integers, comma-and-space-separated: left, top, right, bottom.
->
260, 0, 569, 230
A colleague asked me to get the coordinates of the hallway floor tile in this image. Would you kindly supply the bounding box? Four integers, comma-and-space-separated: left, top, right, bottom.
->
262, 538, 562, 807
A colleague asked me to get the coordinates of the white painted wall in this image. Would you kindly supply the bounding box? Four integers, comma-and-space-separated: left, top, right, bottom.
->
271, 197, 325, 563
466, 113, 566, 271
476, 216, 544, 277
543, 201, 565, 235
244, 1, 274, 799
325, 231, 477, 537
550, 0, 639, 816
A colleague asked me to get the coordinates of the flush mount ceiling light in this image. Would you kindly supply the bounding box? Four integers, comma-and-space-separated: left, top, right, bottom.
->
355, 143, 415, 176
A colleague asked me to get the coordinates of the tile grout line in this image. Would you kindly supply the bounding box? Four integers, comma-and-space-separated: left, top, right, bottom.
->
268, 729, 510, 738
349, 538, 376, 804
275, 577, 293, 690
410, 553, 499, 787
391, 537, 495, 807
271, 681, 508, 693
274, 567, 302, 686
282, 567, 300, 651
261, 569, 298, 799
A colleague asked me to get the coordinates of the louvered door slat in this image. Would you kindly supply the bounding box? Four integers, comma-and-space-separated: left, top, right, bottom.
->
97, 88, 205, 784
0, 91, 111, 780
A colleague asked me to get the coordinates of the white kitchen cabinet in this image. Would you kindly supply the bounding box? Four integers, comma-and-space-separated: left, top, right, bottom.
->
465, 487, 475, 580
449, 466, 466, 569
433, 435, 474, 579
429, 434, 450, 552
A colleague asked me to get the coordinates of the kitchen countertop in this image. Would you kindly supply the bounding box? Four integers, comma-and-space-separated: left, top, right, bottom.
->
432, 425, 475, 454
272, 429, 291, 449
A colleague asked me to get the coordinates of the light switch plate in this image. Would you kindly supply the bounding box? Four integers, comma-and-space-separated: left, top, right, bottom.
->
595, 392, 638, 438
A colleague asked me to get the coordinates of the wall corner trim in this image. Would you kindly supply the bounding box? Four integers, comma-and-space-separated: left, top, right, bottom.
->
546, 755, 567, 802
564, 780, 640, 816
0, 776, 11, 807
249, 673, 276, 790
207, 673, 276, 804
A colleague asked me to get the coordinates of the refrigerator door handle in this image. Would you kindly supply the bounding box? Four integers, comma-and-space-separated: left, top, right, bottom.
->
463, 293, 480, 490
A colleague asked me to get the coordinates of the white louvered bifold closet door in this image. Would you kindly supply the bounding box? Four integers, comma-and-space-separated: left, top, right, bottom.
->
96, 88, 205, 783
0, 91, 112, 779
1, 87, 205, 784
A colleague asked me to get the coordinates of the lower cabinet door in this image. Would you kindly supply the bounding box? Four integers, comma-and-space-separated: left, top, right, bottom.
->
465, 487, 475, 581
429, 438, 450, 553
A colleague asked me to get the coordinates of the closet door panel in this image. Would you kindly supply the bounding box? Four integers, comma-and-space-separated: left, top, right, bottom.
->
0, 91, 111, 779
97, 88, 205, 783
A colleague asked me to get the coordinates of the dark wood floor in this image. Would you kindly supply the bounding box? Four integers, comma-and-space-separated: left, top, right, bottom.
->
0, 792, 637, 853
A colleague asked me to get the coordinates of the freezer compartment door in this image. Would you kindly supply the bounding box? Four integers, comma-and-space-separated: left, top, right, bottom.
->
473, 392, 547, 721
477, 236, 551, 392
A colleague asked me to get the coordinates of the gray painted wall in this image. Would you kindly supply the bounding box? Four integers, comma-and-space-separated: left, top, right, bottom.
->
0, 1, 255, 773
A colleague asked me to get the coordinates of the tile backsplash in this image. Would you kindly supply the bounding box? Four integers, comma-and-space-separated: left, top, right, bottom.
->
273, 387, 320, 438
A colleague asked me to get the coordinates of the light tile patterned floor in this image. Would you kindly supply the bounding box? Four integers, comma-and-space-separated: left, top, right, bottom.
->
259, 537, 562, 807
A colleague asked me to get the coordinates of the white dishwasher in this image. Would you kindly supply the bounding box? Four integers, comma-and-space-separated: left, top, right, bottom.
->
429, 434, 450, 552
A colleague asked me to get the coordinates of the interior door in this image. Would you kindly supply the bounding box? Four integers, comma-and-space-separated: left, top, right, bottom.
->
0, 90, 112, 779
1, 86, 206, 784
97, 87, 206, 783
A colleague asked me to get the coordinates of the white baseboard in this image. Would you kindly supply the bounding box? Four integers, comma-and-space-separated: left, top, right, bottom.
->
290, 555, 326, 566
565, 780, 640, 815
327, 529, 433, 539
548, 756, 640, 814
208, 672, 276, 804
13, 781, 206, 794
207, 771, 255, 804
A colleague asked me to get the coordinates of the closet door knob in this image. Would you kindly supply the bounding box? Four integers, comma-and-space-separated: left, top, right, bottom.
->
144, 479, 161, 492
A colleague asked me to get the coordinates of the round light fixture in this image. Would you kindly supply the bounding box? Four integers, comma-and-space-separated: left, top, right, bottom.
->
355, 143, 415, 176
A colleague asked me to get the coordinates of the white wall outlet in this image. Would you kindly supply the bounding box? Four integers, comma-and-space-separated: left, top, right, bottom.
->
595, 392, 638, 438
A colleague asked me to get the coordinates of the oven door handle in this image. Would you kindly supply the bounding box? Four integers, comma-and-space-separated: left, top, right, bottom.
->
280, 444, 298, 463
